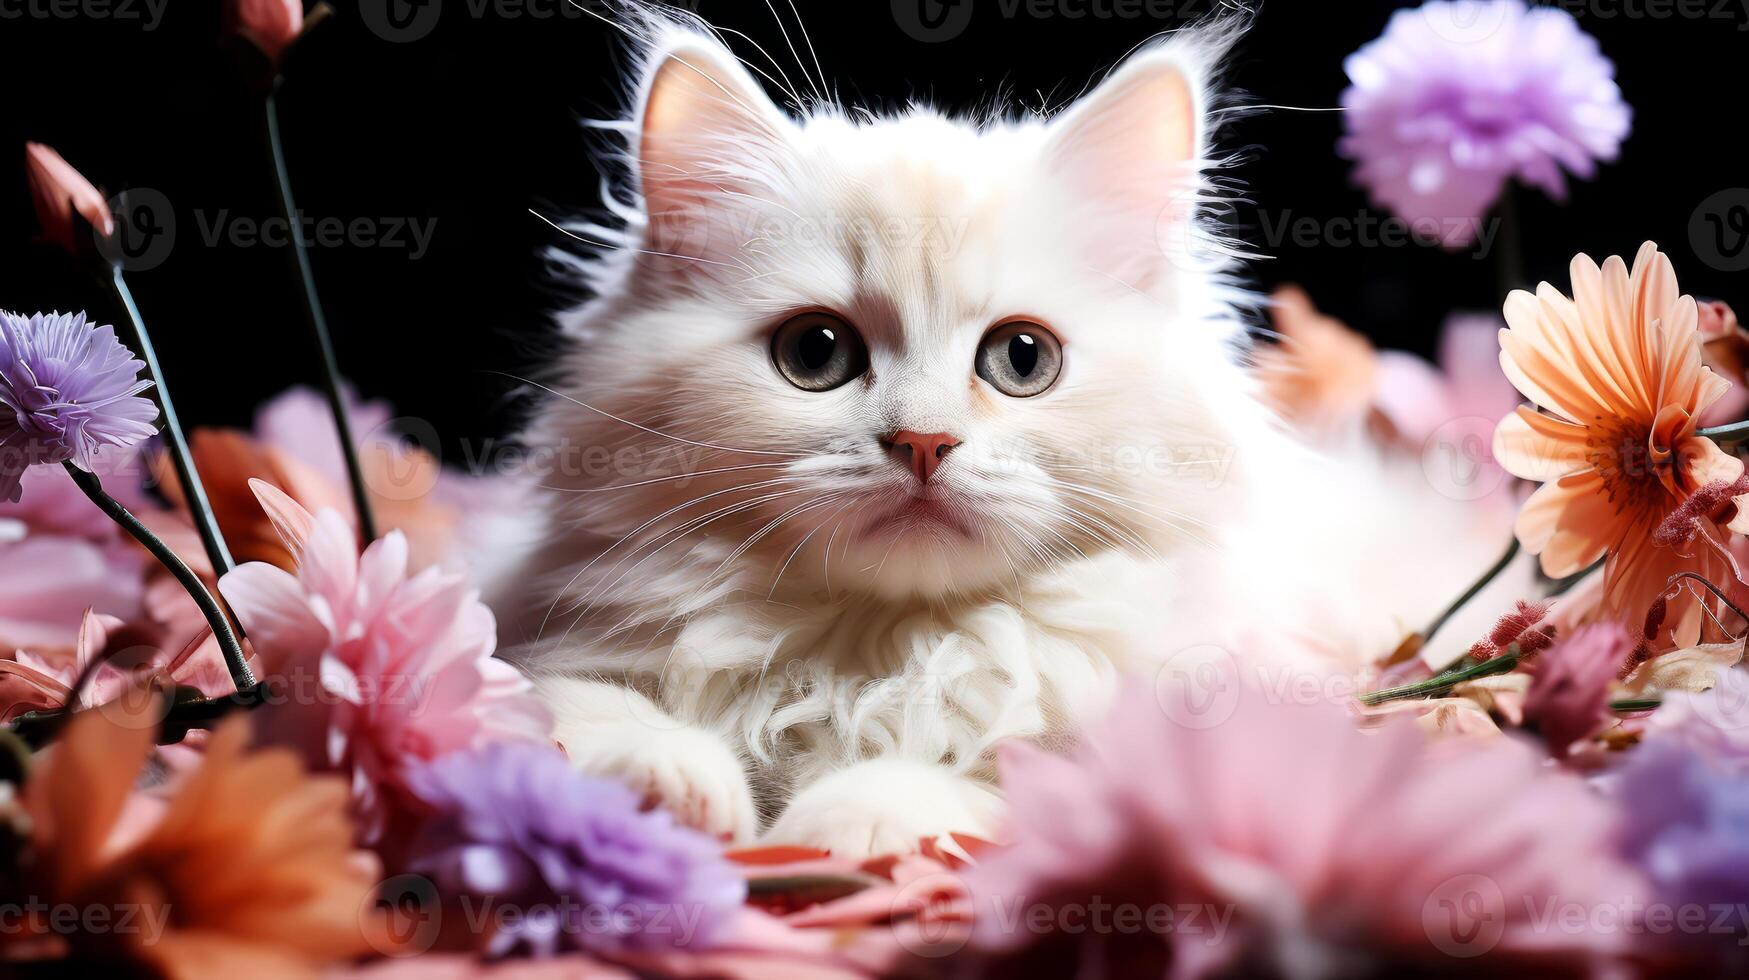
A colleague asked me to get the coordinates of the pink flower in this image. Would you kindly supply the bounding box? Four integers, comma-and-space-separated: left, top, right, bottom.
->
1697, 300, 1749, 427
0, 609, 232, 724
23, 144, 112, 254
229, 0, 304, 66
1523, 624, 1632, 758
961, 686, 1644, 976
218, 480, 550, 841
1, 464, 146, 655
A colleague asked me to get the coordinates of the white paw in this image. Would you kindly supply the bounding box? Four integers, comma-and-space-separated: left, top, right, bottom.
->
560, 725, 758, 844
764, 759, 1004, 858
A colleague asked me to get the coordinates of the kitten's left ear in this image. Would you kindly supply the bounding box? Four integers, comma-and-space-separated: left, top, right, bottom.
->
1043, 34, 1222, 282
633, 33, 792, 264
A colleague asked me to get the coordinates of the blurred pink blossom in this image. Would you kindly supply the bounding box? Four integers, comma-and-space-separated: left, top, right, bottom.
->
1698, 300, 1749, 428
1523, 624, 1632, 759
960, 686, 1645, 976
0, 464, 147, 655
0, 610, 231, 724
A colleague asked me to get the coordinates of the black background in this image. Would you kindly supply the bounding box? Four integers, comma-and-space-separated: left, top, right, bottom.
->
3, 0, 1745, 460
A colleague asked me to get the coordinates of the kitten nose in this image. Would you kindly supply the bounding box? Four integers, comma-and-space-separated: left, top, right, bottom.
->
882, 430, 961, 484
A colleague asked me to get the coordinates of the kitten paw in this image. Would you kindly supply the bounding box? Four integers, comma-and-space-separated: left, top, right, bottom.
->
560, 726, 758, 844
764, 758, 1003, 858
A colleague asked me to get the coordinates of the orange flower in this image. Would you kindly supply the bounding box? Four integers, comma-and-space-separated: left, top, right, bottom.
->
1493, 242, 1747, 646
149, 428, 459, 575
17, 690, 389, 976
1256, 286, 1381, 431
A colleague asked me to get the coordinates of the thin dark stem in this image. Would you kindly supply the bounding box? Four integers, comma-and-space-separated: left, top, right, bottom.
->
108, 271, 236, 577
265, 83, 378, 545
64, 462, 255, 690
1424, 537, 1521, 653
1611, 698, 1662, 713
1360, 649, 1522, 706
1492, 186, 1526, 295
9, 684, 272, 750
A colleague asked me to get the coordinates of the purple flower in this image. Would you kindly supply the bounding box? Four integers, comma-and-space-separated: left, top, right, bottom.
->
0, 310, 157, 503
1640, 668, 1749, 774
1615, 742, 1749, 959
1339, 1, 1630, 247
406, 742, 746, 959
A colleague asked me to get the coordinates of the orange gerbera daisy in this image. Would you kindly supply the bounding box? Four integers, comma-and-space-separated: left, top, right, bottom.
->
1493, 242, 1748, 646
17, 690, 389, 976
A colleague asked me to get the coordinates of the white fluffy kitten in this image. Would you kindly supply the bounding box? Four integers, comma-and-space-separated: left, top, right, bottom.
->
496, 18, 1522, 854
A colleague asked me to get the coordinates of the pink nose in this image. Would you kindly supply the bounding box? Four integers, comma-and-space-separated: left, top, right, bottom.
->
883, 430, 961, 484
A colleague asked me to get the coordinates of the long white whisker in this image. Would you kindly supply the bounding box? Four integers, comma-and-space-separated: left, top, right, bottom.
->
490, 371, 814, 457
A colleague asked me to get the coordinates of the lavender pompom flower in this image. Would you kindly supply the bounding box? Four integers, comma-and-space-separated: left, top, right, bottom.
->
1614, 741, 1749, 960
407, 742, 747, 959
1, 311, 158, 503
1339, 0, 1631, 247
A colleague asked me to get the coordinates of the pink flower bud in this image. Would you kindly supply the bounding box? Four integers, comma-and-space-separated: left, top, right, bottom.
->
231, 0, 304, 66
23, 143, 113, 254
1525, 623, 1632, 758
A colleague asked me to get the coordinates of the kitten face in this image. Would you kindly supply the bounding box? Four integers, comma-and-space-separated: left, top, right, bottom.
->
538, 28, 1254, 602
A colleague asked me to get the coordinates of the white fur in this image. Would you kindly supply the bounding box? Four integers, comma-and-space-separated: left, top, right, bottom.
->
497, 15, 1526, 853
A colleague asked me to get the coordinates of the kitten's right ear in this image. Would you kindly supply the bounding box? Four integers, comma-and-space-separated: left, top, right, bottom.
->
634, 36, 791, 259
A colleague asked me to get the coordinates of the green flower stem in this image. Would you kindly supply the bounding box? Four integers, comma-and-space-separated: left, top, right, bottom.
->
1359, 650, 1522, 706
63, 462, 255, 690
108, 271, 236, 577
1698, 420, 1749, 446
1422, 537, 1522, 660
264, 83, 378, 545
1610, 698, 1662, 713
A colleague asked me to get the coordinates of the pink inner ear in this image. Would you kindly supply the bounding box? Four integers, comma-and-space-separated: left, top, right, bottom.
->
636, 44, 789, 259
1050, 65, 1199, 206
1039, 52, 1208, 289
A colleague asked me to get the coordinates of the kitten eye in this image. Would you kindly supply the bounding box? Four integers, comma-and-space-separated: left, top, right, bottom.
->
975, 320, 1062, 397
771, 312, 870, 392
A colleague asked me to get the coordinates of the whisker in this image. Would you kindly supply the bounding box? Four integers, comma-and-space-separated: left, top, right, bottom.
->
489, 371, 815, 457
535, 475, 804, 640
541, 459, 783, 493
530, 207, 738, 269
